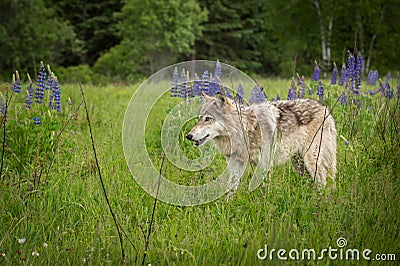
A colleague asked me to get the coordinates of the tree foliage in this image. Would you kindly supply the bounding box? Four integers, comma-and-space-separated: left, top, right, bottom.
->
0, 0, 399, 81
195, 0, 266, 73
46, 0, 124, 66
0, 0, 76, 76
94, 0, 207, 79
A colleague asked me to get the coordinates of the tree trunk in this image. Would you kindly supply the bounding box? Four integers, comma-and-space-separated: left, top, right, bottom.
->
365, 11, 384, 74
327, 16, 333, 74
314, 0, 330, 78
365, 33, 377, 74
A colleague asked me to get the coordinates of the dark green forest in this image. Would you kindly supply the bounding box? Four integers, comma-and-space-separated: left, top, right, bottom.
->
1, 0, 399, 82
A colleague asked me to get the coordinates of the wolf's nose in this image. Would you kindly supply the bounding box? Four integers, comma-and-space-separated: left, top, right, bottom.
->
186, 133, 193, 141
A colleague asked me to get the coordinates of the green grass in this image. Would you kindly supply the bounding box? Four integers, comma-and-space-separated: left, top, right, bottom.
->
0, 79, 399, 265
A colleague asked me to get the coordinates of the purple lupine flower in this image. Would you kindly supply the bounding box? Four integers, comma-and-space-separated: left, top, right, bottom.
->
380, 72, 393, 100
35, 61, 46, 104
346, 52, 356, 93
47, 73, 55, 108
180, 69, 187, 99
45, 65, 53, 91
209, 73, 220, 96
287, 78, 296, 100
297, 74, 305, 99
317, 80, 324, 102
354, 51, 363, 95
249, 85, 265, 105
338, 63, 347, 86
291, 77, 297, 97
202, 70, 210, 96
371, 70, 378, 86
366, 70, 376, 85
258, 86, 266, 102
49, 75, 61, 112
214, 60, 222, 78
312, 61, 320, 82
308, 86, 313, 95
194, 73, 202, 96
235, 83, 244, 104
171, 67, 180, 97
385, 83, 394, 100
11, 71, 22, 93
25, 73, 34, 109
33, 117, 42, 125
330, 62, 338, 85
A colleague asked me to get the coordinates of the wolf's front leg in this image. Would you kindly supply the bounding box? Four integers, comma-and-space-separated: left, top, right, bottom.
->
226, 158, 246, 200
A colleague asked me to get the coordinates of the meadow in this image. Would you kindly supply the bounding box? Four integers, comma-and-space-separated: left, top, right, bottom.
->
0, 63, 399, 265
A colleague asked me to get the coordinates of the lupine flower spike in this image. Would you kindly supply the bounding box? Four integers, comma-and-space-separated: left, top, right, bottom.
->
372, 70, 378, 86
354, 51, 363, 95
35, 61, 46, 104
346, 52, 355, 93
194, 73, 202, 96
171, 67, 180, 97
235, 84, 244, 104
209, 73, 216, 96
249, 85, 265, 104
33, 117, 42, 125
287, 77, 296, 100
367, 70, 379, 86
340, 91, 348, 105
45, 65, 54, 91
202, 70, 210, 96
312, 61, 320, 82
50, 75, 62, 112
11, 71, 22, 93
330, 62, 338, 85
338, 63, 346, 86
296, 74, 305, 98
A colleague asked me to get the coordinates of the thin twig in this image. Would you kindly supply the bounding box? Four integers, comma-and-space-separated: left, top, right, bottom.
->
79, 83, 125, 261
313, 106, 327, 183
142, 153, 165, 265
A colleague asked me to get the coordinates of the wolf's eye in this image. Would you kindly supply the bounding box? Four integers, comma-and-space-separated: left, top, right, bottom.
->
204, 117, 211, 122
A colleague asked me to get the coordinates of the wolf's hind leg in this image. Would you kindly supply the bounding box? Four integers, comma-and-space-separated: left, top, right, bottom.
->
291, 152, 310, 178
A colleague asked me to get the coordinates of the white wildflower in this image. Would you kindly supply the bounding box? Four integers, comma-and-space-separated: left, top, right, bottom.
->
18, 238, 26, 244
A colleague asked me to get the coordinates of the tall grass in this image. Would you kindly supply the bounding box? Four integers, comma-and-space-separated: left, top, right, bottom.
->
0, 72, 399, 265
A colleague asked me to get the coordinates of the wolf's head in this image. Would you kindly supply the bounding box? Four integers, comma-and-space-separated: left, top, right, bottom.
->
186, 92, 234, 146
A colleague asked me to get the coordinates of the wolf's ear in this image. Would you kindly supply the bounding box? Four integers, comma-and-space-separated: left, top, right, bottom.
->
202, 91, 212, 101
216, 92, 232, 107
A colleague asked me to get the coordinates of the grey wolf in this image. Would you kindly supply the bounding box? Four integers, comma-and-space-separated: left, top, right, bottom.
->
186, 92, 337, 197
